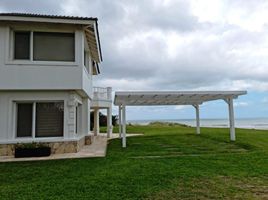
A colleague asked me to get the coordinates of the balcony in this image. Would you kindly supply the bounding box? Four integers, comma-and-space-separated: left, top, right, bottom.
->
93, 87, 112, 101
91, 87, 112, 108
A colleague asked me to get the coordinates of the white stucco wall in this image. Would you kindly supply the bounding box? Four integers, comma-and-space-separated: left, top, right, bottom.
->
0, 24, 93, 98
0, 91, 91, 144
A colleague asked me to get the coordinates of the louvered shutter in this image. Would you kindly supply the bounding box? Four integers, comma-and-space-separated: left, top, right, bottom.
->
36, 102, 64, 137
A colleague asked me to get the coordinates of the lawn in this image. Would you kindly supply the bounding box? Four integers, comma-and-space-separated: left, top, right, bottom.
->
0, 124, 268, 199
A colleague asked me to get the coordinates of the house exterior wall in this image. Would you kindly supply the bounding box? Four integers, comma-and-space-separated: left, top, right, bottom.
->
0, 24, 93, 98
0, 17, 105, 156
0, 91, 91, 144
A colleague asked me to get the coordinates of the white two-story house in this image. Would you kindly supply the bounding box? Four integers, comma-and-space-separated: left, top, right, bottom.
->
0, 13, 112, 156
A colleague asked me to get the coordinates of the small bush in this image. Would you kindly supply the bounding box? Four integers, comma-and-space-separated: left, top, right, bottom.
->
148, 121, 190, 127
15, 142, 49, 149
90, 112, 118, 130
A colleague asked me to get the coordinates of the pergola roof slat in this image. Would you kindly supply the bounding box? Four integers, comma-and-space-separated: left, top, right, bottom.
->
114, 91, 246, 106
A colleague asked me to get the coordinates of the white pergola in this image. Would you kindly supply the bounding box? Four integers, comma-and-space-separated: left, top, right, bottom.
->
114, 91, 247, 148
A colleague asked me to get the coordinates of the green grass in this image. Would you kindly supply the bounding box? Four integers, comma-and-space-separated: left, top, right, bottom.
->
1, 125, 268, 199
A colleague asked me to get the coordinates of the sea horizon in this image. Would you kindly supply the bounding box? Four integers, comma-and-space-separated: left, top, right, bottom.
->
128, 117, 268, 130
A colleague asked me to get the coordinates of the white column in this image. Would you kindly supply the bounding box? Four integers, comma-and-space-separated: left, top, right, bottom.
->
118, 105, 122, 138
122, 105, 126, 148
193, 104, 200, 134
32, 102, 36, 138
226, 98, 236, 141
93, 108, 99, 136
107, 107, 112, 138
82, 98, 90, 136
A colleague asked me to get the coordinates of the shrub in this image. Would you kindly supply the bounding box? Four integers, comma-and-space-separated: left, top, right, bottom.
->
148, 121, 190, 127
15, 142, 49, 149
90, 112, 118, 130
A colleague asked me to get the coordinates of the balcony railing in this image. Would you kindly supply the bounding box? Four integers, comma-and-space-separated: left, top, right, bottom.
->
93, 87, 112, 101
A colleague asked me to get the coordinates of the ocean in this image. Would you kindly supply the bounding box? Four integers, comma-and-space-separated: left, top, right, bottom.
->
128, 118, 268, 130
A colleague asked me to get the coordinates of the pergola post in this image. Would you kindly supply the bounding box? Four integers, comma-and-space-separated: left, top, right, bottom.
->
93, 108, 99, 136
225, 98, 236, 141
122, 105, 126, 148
193, 104, 200, 134
118, 105, 122, 138
107, 106, 112, 138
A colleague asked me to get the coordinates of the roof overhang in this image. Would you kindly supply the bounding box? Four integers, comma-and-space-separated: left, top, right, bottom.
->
114, 91, 247, 106
0, 13, 97, 25
0, 13, 102, 63
83, 23, 102, 63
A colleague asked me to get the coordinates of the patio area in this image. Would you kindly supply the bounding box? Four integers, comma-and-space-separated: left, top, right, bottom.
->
0, 133, 142, 162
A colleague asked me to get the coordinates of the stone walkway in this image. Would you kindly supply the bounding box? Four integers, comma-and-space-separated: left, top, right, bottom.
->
0, 133, 142, 162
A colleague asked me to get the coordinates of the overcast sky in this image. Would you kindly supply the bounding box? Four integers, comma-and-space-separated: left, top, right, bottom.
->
2, 0, 268, 120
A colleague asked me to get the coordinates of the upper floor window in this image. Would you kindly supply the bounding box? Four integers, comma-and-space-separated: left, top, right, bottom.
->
33, 32, 74, 61
13, 31, 75, 62
14, 31, 30, 60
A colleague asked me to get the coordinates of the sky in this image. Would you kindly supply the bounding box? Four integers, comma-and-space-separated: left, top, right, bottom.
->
1, 0, 268, 120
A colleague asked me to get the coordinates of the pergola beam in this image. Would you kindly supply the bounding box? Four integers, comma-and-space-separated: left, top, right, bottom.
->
115, 95, 242, 104
117, 102, 203, 106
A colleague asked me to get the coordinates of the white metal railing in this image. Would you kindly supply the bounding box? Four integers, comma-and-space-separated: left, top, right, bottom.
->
93, 87, 112, 101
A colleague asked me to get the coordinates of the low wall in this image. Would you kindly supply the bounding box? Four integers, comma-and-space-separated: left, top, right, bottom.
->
0, 135, 93, 156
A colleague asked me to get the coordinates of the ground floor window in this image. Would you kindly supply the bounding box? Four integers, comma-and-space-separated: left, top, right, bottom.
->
17, 103, 33, 137
16, 102, 64, 138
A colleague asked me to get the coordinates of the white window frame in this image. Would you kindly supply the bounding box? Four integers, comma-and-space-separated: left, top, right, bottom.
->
15, 101, 64, 139
7, 28, 78, 66
75, 103, 82, 134
83, 45, 93, 75
11, 31, 31, 61
84, 50, 89, 73
75, 105, 78, 134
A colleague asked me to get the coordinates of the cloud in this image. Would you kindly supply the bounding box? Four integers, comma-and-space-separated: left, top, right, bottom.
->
0, 0, 65, 14
261, 97, 268, 104
1, 0, 268, 93
174, 105, 188, 110
234, 102, 249, 107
